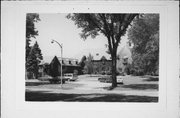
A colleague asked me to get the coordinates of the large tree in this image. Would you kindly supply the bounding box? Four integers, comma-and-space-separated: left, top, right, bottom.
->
128, 14, 159, 75
26, 41, 43, 79
25, 13, 41, 79
67, 13, 138, 87
26, 13, 40, 61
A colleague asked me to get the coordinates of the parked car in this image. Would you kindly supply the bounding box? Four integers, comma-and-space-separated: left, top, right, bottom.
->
117, 78, 124, 84
64, 73, 78, 81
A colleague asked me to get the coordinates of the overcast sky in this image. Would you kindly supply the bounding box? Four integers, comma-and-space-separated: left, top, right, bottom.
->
31, 13, 128, 62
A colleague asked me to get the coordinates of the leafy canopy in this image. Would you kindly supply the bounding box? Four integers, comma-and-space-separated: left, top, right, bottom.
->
25, 13, 41, 79
67, 13, 138, 87
26, 13, 40, 39
26, 13, 40, 61
67, 13, 138, 55
79, 55, 87, 68
128, 14, 159, 75
26, 41, 43, 78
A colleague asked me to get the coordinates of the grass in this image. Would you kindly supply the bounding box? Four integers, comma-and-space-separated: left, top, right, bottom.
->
122, 84, 158, 90
26, 91, 158, 102
144, 77, 159, 81
26, 81, 50, 86
26, 81, 84, 90
141, 75, 159, 81
26, 75, 158, 102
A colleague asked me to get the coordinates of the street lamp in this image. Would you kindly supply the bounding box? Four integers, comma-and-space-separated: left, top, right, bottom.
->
51, 39, 63, 88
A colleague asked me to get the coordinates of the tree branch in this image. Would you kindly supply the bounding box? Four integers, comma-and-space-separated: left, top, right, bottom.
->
87, 14, 107, 36
99, 14, 111, 37
115, 14, 138, 48
107, 36, 113, 55
110, 16, 115, 49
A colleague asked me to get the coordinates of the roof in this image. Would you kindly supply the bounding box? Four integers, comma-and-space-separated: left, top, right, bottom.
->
57, 57, 80, 67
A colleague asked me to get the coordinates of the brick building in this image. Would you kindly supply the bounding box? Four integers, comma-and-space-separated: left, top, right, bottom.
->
91, 59, 112, 74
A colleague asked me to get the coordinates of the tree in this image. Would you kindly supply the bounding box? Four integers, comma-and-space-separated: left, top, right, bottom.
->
79, 55, 87, 74
67, 13, 138, 87
26, 13, 40, 79
79, 55, 87, 68
44, 63, 50, 75
128, 14, 159, 75
26, 41, 43, 79
26, 13, 40, 61
86, 53, 94, 75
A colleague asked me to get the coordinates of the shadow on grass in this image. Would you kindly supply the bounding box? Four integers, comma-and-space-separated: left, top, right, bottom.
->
26, 82, 84, 89
143, 77, 159, 81
26, 82, 51, 86
122, 84, 158, 90
140, 75, 159, 81
26, 91, 158, 102
87, 75, 102, 77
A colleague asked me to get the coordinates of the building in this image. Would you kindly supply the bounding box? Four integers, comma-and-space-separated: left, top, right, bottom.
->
38, 56, 53, 77
38, 56, 81, 77
83, 56, 131, 75
49, 56, 81, 76
91, 58, 111, 74
83, 45, 132, 75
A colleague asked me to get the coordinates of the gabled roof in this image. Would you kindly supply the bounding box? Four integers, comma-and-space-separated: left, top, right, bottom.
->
57, 57, 80, 67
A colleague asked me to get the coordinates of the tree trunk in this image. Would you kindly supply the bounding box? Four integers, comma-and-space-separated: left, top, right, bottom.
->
34, 66, 38, 79
111, 54, 117, 88
25, 69, 28, 80
35, 72, 38, 79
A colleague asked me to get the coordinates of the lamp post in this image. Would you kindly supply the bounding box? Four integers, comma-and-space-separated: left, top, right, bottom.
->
51, 39, 63, 88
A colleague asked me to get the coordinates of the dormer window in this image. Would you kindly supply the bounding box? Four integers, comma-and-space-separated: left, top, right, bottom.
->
69, 61, 71, 64
76, 61, 78, 65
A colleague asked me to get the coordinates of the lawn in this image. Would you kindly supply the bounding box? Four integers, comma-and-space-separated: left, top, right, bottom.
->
25, 75, 158, 102
26, 90, 158, 102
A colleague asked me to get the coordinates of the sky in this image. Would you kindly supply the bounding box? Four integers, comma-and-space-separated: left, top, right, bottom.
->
31, 13, 129, 62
